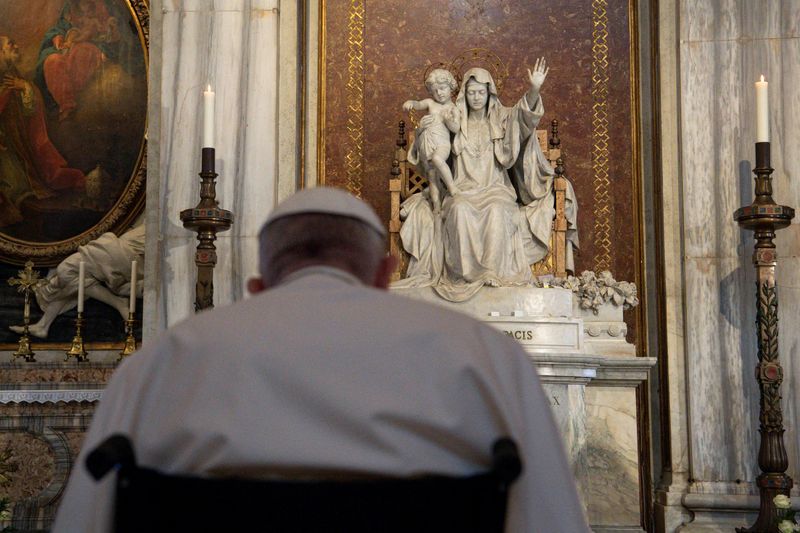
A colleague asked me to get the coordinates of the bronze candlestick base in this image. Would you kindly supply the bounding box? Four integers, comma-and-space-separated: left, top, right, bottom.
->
12, 327, 35, 363
734, 142, 795, 533
8, 261, 45, 362
180, 147, 233, 312
65, 312, 89, 362
118, 313, 137, 361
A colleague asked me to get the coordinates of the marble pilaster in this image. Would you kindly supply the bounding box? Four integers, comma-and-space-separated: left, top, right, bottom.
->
655, 1, 693, 530
657, 0, 800, 530
145, 0, 281, 334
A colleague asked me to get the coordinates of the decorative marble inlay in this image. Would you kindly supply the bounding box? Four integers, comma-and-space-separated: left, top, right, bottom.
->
0, 433, 53, 502
591, 0, 613, 273
1, 364, 116, 384
345, 0, 365, 198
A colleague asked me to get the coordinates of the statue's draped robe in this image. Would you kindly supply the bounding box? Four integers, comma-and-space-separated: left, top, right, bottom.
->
35, 223, 145, 314
396, 68, 578, 302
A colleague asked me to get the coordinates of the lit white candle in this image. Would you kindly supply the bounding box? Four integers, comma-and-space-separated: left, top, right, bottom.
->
129, 260, 137, 314
77, 260, 85, 313
203, 84, 215, 148
756, 75, 769, 142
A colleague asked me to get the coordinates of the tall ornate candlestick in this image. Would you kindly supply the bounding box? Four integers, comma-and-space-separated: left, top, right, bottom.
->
8, 261, 44, 362
734, 141, 795, 532
180, 148, 233, 312
118, 313, 137, 360
65, 312, 89, 362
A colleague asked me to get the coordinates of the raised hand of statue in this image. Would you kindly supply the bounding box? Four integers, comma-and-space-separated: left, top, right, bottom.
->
525, 57, 549, 108
527, 57, 549, 91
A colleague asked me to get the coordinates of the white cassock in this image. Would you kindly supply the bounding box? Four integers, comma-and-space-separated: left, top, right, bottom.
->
52, 266, 589, 533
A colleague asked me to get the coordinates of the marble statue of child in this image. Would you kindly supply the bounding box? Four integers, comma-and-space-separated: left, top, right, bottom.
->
403, 68, 460, 213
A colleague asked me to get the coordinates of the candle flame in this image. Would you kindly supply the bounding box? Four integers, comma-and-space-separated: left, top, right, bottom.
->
206, 84, 212, 92
760, 75, 765, 82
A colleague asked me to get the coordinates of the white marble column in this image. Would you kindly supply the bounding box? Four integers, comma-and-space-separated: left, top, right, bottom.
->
144, 0, 299, 335
658, 1, 800, 530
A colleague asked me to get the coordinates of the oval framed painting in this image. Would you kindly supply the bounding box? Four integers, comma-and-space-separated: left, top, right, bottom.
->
0, 0, 148, 266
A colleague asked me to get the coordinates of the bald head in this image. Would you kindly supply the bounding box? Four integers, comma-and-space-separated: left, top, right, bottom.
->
252, 188, 396, 291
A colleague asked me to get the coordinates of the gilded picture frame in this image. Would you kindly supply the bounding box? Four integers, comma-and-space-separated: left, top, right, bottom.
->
0, 0, 148, 266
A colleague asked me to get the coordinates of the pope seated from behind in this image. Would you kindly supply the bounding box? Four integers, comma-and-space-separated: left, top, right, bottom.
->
52, 186, 589, 533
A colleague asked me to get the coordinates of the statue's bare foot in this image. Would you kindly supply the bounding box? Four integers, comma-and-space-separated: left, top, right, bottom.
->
28, 324, 49, 338
10, 323, 49, 338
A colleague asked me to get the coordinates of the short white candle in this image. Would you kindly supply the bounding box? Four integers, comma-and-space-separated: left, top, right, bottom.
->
203, 84, 215, 148
77, 260, 85, 313
756, 75, 769, 142
24, 296, 30, 320
129, 260, 137, 314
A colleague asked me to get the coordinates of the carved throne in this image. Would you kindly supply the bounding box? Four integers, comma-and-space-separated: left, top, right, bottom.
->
388, 119, 571, 281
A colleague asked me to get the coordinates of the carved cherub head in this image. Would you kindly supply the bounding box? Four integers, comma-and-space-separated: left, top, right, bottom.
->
425, 69, 457, 104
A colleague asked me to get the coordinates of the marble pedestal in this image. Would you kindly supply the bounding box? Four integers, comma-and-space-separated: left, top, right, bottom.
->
393, 286, 656, 532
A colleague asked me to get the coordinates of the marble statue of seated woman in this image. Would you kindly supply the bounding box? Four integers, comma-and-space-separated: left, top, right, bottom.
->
395, 58, 579, 302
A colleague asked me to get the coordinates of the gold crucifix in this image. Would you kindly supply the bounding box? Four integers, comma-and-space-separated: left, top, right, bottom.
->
7, 261, 45, 362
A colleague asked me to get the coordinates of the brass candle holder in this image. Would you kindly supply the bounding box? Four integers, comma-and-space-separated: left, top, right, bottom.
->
734, 141, 795, 532
11, 312, 36, 363
65, 312, 89, 362
180, 147, 233, 312
8, 261, 44, 363
118, 313, 137, 361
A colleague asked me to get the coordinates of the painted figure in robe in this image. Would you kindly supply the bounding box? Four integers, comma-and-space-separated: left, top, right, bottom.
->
36, 0, 120, 121
0, 35, 85, 228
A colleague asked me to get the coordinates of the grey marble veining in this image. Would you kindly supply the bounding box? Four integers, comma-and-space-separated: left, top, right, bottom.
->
680, 33, 759, 486
541, 383, 589, 504
147, 0, 280, 328
681, 0, 741, 43
582, 387, 641, 527
670, 1, 800, 528
680, 39, 743, 260
774, 37, 800, 209
683, 257, 758, 481
741, 0, 800, 40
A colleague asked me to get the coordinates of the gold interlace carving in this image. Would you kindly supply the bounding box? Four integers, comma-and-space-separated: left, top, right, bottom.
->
591, 0, 613, 272
344, 0, 365, 198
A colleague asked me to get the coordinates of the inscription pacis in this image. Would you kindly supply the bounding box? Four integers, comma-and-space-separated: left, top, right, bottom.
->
503, 330, 535, 341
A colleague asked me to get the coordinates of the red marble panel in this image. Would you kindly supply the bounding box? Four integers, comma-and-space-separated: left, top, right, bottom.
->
321, 0, 641, 343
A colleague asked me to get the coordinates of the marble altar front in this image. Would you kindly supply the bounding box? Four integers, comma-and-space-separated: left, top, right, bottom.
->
394, 285, 656, 531
0, 363, 113, 532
